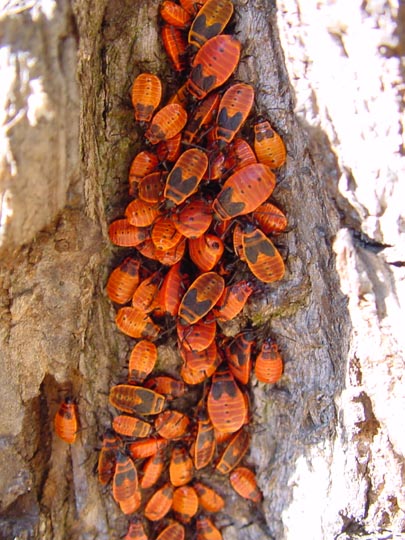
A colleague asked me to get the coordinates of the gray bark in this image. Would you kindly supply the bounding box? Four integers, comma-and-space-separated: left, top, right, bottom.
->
0, 1, 403, 539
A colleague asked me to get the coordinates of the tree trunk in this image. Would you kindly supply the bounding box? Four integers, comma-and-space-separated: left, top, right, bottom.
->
0, 1, 403, 539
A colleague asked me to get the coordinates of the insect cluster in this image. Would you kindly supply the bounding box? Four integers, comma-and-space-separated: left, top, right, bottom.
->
55, 0, 288, 539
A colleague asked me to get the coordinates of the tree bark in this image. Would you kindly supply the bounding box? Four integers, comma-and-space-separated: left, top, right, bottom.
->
0, 1, 403, 539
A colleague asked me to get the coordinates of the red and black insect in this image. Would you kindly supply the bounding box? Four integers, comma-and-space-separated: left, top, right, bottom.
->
254, 339, 284, 384
124, 519, 148, 540
140, 450, 165, 489
109, 384, 165, 415
98, 429, 121, 486
106, 257, 140, 305
215, 427, 250, 475
157, 261, 190, 317
224, 331, 255, 385
172, 485, 199, 523
229, 466, 262, 503
112, 414, 152, 438
145, 103, 188, 145
187, 34, 241, 100
112, 452, 141, 514
160, 1, 191, 28
188, 233, 224, 272
194, 482, 225, 513
144, 482, 174, 521
164, 148, 208, 205
131, 73, 162, 123
144, 375, 186, 400
253, 119, 286, 169
178, 271, 225, 325
172, 197, 213, 239
115, 306, 160, 340
161, 24, 188, 72
214, 83, 255, 144
54, 397, 78, 444
108, 219, 150, 247
212, 280, 254, 321
128, 339, 158, 383
188, 0, 234, 49
241, 224, 285, 283
169, 445, 194, 486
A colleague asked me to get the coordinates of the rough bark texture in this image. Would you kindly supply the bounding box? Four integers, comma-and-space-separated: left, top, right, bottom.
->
0, 1, 403, 540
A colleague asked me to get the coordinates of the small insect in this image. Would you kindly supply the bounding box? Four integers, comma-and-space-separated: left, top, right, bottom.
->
128, 150, 159, 193
125, 198, 161, 227
138, 171, 167, 203
180, 0, 206, 15
254, 339, 283, 384
128, 437, 169, 459
144, 375, 186, 400
187, 34, 241, 100
180, 338, 218, 371
207, 364, 246, 434
180, 349, 221, 385
155, 236, 187, 266
131, 73, 162, 123
169, 445, 194, 486
193, 404, 216, 470
109, 384, 165, 415
112, 452, 141, 514
106, 257, 140, 305
177, 313, 216, 352
124, 519, 148, 540
157, 262, 190, 317
214, 83, 255, 145
128, 339, 158, 383
131, 272, 161, 313
164, 148, 208, 206
188, 233, 224, 272
212, 280, 254, 322
154, 410, 190, 440
196, 515, 223, 540
252, 201, 288, 235
178, 271, 225, 325
241, 225, 285, 283
212, 163, 276, 221
156, 521, 185, 540
54, 397, 78, 444
160, 0, 191, 28
172, 485, 199, 523
215, 427, 250, 475
145, 103, 188, 145
151, 216, 184, 251
193, 482, 225, 513
224, 331, 255, 385
223, 137, 257, 173
115, 306, 160, 340
140, 450, 165, 489
183, 91, 221, 144
253, 119, 286, 169
144, 482, 174, 521
108, 219, 150, 247
172, 197, 213, 239
112, 414, 152, 438
98, 429, 121, 486
229, 466, 262, 503
188, 0, 234, 49
156, 132, 182, 163
161, 24, 188, 72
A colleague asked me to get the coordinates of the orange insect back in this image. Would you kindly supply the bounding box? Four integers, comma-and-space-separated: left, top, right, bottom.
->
128, 437, 169, 459
229, 466, 262, 503
183, 91, 221, 144
115, 307, 160, 340
212, 280, 254, 322
151, 216, 184, 251
106, 257, 140, 305
109, 384, 165, 415
215, 83, 255, 145
193, 482, 225, 513
172, 197, 213, 239
178, 271, 225, 325
196, 515, 223, 540
172, 485, 199, 523
164, 148, 208, 206
144, 482, 174, 521
131, 272, 161, 313
137, 171, 167, 203
112, 452, 140, 514
253, 120, 286, 169
187, 34, 241, 100
131, 73, 162, 123
180, 338, 218, 371
156, 132, 182, 163
188, 233, 224, 272
188, 0, 234, 49
98, 429, 121, 485
154, 410, 190, 440
224, 331, 255, 385
54, 397, 78, 444
157, 262, 190, 317
207, 364, 246, 434
128, 150, 159, 194
161, 24, 188, 73
128, 339, 158, 383
254, 339, 283, 384
108, 219, 150, 247
145, 104, 188, 145
223, 138, 257, 172
160, 0, 191, 28
241, 225, 285, 283
212, 163, 276, 220
156, 521, 185, 540
125, 198, 161, 227
140, 450, 165, 489
144, 375, 186, 400
124, 518, 148, 540
193, 405, 216, 470
252, 201, 288, 235
112, 415, 152, 439
177, 314, 216, 352
169, 445, 194, 486
215, 427, 250, 475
